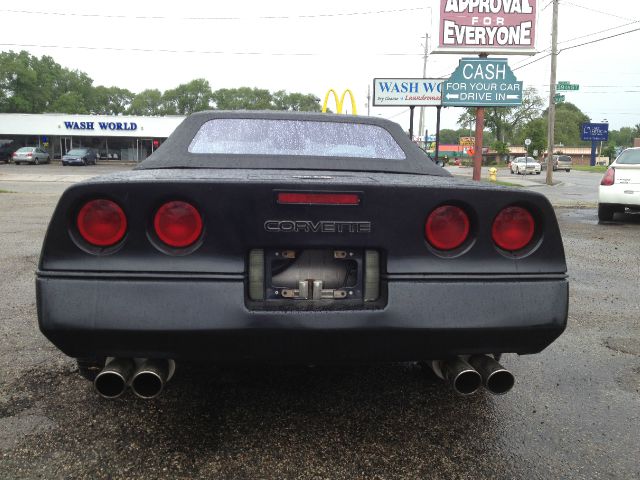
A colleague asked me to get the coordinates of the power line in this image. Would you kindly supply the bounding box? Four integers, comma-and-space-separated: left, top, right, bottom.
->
513, 19, 640, 69
513, 26, 640, 72
563, 2, 639, 22
0, 42, 422, 56
0, 7, 425, 21
560, 27, 640, 52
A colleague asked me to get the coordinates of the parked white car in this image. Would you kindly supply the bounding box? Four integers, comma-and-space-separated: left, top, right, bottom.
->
598, 147, 640, 221
510, 156, 541, 175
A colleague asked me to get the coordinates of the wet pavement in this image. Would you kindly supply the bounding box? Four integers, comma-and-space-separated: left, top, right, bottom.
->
0, 170, 638, 479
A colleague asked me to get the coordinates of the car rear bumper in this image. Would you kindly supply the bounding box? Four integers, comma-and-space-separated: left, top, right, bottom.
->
599, 185, 640, 207
37, 274, 568, 363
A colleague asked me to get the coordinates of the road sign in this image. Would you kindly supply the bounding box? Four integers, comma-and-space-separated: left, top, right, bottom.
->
554, 94, 565, 103
524, 138, 531, 146
442, 58, 523, 107
581, 123, 609, 142
459, 136, 475, 147
557, 81, 579, 91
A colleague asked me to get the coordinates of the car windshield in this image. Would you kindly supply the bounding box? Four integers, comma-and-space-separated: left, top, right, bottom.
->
67, 149, 88, 155
188, 119, 406, 160
616, 149, 640, 165
16, 147, 34, 153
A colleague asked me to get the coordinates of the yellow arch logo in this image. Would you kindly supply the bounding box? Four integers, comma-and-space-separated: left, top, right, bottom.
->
322, 89, 357, 115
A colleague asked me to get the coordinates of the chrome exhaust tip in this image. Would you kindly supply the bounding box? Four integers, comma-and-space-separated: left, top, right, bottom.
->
436, 358, 482, 396
468, 355, 515, 395
131, 359, 174, 399
94, 358, 134, 399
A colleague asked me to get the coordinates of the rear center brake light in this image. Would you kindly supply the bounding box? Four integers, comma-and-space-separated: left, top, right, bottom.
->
600, 168, 615, 186
154, 201, 203, 248
492, 206, 535, 251
425, 205, 470, 251
277, 192, 360, 205
77, 199, 127, 247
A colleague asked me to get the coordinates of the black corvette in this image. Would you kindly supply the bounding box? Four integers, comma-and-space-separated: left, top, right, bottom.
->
37, 111, 568, 399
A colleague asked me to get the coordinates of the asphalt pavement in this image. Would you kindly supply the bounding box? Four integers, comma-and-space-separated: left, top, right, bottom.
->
0, 163, 638, 479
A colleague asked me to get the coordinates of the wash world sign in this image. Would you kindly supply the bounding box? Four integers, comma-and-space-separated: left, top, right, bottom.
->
373, 79, 443, 106
64, 120, 138, 131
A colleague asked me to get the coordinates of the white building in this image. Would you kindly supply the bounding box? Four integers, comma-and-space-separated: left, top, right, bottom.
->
0, 113, 186, 162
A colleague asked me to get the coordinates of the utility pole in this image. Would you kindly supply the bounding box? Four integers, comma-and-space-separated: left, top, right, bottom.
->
367, 84, 371, 116
418, 33, 429, 143
546, 0, 559, 186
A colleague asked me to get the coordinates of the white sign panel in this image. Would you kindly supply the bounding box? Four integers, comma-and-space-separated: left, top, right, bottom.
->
373, 78, 443, 106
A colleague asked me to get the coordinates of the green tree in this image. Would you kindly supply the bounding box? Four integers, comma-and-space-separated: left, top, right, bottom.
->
518, 117, 547, 157
91, 86, 134, 115
271, 90, 321, 111
608, 127, 635, 148
212, 87, 273, 110
542, 102, 590, 147
128, 89, 163, 116
601, 143, 617, 159
457, 87, 544, 144
438, 129, 460, 144
49, 91, 90, 114
162, 79, 213, 115
0, 51, 94, 113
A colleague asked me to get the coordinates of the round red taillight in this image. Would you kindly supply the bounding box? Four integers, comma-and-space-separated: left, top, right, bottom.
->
492, 206, 535, 251
425, 205, 470, 251
154, 201, 203, 248
77, 199, 127, 247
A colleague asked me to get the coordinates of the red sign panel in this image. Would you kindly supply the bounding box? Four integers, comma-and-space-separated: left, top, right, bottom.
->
437, 0, 537, 55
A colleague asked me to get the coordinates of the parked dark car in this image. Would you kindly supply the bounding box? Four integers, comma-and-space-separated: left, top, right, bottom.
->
0, 141, 17, 163
37, 111, 568, 400
62, 148, 98, 166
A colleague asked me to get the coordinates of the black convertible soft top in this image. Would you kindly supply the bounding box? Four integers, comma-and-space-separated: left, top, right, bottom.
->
136, 110, 449, 176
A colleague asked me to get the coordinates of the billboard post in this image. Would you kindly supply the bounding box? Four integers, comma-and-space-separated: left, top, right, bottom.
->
435, 0, 537, 180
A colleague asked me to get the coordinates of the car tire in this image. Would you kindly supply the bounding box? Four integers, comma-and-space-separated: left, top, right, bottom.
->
516, 167, 520, 175
598, 204, 614, 222
536, 171, 541, 175
34, 158, 39, 165
510, 168, 514, 174
82, 159, 87, 166
566, 169, 570, 172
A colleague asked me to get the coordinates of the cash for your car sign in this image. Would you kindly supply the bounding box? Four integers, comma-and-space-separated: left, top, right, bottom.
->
372, 79, 442, 106
442, 58, 523, 106
437, 0, 537, 55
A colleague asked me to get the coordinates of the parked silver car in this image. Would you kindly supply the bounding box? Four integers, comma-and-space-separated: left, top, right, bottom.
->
12, 147, 51, 165
541, 154, 572, 172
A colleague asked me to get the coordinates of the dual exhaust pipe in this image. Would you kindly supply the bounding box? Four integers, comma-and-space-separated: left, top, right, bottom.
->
431, 355, 514, 396
94, 358, 175, 399
94, 355, 511, 398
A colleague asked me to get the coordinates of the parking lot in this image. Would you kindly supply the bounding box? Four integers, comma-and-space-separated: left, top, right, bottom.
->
0, 164, 638, 479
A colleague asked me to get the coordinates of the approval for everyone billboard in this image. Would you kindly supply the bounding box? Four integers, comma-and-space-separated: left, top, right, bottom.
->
437, 0, 537, 55
372, 79, 442, 107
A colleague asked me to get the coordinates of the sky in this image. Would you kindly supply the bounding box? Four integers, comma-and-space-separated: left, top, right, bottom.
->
1, 0, 639, 134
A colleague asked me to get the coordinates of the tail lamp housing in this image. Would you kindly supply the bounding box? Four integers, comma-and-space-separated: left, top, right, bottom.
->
600, 168, 615, 186
76, 199, 127, 247
153, 201, 203, 248
492, 206, 535, 252
425, 205, 471, 251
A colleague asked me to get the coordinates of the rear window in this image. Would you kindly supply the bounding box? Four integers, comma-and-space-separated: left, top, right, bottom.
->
16, 147, 33, 153
616, 149, 640, 165
67, 149, 88, 155
188, 119, 406, 160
